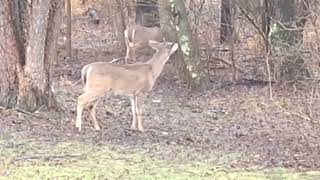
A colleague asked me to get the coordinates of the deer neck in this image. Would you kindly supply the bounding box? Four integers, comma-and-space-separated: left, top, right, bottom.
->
147, 50, 169, 79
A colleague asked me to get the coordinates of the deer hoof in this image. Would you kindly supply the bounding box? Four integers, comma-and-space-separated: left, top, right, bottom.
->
94, 126, 101, 131
138, 128, 144, 133
130, 125, 137, 131
76, 123, 81, 131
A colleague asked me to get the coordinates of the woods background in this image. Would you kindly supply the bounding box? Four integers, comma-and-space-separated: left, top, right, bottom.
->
0, 0, 320, 178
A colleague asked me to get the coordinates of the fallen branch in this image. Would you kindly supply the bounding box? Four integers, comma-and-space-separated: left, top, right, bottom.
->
14, 154, 84, 161
0, 105, 48, 120
274, 101, 319, 125
15, 108, 48, 120
211, 56, 245, 73
109, 57, 122, 63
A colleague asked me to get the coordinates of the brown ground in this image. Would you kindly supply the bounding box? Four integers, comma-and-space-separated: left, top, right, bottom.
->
1, 14, 320, 173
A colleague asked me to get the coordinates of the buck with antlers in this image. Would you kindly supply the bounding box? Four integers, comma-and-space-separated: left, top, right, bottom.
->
76, 40, 179, 132
124, 17, 164, 64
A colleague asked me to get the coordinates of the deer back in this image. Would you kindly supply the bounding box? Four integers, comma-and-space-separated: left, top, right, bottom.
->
126, 24, 163, 47
84, 62, 154, 95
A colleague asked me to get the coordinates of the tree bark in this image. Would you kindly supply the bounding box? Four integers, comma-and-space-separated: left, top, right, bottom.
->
115, 0, 126, 50
45, 0, 63, 108
0, 0, 20, 108
169, 0, 207, 90
0, 0, 61, 111
19, 0, 51, 111
261, 0, 270, 38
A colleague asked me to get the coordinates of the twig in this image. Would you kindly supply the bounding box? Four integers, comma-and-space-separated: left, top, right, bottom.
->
274, 101, 319, 125
211, 56, 245, 73
0, 105, 48, 120
71, 79, 82, 87
234, 1, 267, 43
109, 57, 122, 63
269, 17, 320, 31
241, 78, 277, 84
34, 104, 45, 113
14, 154, 84, 161
15, 108, 48, 120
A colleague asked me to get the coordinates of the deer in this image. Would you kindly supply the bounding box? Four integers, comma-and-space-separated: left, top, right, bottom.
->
124, 17, 164, 64
75, 40, 179, 132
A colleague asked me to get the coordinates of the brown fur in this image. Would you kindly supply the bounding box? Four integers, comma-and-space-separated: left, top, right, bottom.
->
124, 18, 164, 63
76, 41, 179, 132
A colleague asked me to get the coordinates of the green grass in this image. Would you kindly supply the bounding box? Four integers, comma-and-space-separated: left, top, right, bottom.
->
0, 140, 319, 180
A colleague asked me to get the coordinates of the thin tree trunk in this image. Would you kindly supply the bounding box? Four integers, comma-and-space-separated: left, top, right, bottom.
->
45, 0, 63, 109
169, 0, 207, 90
115, 0, 126, 50
0, 0, 20, 108
66, 0, 72, 58
261, 0, 270, 39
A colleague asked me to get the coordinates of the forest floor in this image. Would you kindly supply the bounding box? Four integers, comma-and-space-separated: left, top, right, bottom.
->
1, 17, 320, 180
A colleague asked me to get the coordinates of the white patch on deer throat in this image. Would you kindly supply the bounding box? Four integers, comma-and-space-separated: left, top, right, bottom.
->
124, 30, 128, 38
86, 65, 93, 82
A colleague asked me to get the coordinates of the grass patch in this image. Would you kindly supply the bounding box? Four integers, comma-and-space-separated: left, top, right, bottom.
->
0, 140, 319, 180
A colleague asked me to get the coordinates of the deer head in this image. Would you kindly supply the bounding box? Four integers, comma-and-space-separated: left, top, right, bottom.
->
124, 17, 164, 63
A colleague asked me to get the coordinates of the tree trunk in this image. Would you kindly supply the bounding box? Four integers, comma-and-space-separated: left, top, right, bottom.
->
0, 0, 61, 111
115, 0, 126, 50
45, 0, 63, 109
66, 0, 72, 58
18, 0, 51, 111
169, 0, 207, 90
261, 0, 269, 38
0, 0, 20, 108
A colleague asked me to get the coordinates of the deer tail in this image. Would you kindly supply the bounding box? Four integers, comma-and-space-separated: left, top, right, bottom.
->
81, 64, 90, 85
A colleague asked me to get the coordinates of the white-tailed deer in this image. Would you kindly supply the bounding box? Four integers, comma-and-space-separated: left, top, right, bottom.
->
76, 40, 179, 132
124, 17, 164, 63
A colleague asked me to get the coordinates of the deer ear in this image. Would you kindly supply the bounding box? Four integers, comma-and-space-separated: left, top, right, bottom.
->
170, 43, 179, 54
148, 40, 159, 47
148, 40, 160, 51
162, 37, 166, 42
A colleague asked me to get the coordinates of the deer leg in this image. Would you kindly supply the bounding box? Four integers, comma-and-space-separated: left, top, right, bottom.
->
130, 95, 137, 130
125, 46, 131, 64
76, 92, 97, 131
89, 99, 100, 131
132, 47, 137, 62
136, 94, 145, 132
